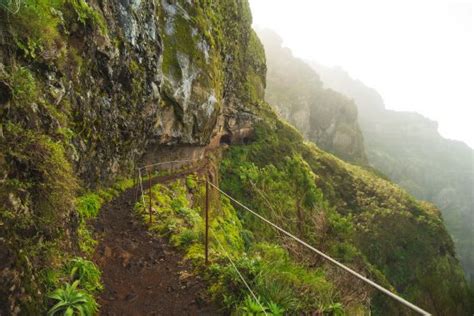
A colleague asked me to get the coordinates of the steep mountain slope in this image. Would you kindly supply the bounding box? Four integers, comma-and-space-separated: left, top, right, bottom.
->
219, 109, 472, 315
258, 30, 367, 164
312, 62, 474, 284
0, 1, 472, 315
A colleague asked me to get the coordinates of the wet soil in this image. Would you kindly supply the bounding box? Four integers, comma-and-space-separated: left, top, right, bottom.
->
93, 172, 222, 316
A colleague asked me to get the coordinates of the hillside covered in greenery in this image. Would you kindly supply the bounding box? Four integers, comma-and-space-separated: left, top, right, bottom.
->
0, 1, 472, 315
312, 62, 474, 286
219, 106, 473, 315
260, 27, 473, 289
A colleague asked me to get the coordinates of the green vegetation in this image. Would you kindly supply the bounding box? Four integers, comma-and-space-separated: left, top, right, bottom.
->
76, 194, 102, 219
135, 175, 347, 314
235, 295, 286, 315
208, 243, 340, 314
219, 115, 473, 314
1, 0, 105, 60
0, 65, 77, 312
47, 280, 98, 316
1, 0, 472, 314
4, 0, 64, 58
237, 296, 269, 315
65, 0, 106, 33
66, 258, 103, 293
313, 62, 474, 285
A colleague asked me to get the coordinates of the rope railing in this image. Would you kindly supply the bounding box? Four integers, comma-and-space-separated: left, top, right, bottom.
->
134, 159, 268, 311
207, 181, 432, 316
210, 228, 268, 315
133, 159, 431, 315
135, 158, 201, 224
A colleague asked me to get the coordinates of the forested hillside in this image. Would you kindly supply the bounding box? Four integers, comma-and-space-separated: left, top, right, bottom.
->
312, 62, 474, 285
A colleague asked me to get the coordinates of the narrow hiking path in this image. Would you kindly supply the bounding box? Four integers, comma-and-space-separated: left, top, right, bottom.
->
93, 171, 221, 316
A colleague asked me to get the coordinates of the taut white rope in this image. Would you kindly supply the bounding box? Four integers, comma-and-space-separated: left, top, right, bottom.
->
210, 228, 268, 316
208, 182, 431, 316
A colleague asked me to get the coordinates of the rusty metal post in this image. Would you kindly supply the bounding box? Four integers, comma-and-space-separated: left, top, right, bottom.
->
205, 176, 210, 265
134, 168, 139, 201
147, 168, 153, 225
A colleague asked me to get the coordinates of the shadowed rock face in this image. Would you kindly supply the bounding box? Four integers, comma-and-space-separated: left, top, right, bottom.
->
0, 80, 12, 105
0, 0, 266, 184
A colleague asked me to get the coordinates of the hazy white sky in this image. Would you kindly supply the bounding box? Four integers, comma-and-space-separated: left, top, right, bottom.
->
249, 0, 474, 148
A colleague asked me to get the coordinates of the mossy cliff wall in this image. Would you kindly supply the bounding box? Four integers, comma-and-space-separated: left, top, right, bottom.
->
0, 0, 264, 313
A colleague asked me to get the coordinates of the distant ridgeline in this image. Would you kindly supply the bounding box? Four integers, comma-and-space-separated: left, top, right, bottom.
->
311, 61, 474, 285
258, 29, 367, 165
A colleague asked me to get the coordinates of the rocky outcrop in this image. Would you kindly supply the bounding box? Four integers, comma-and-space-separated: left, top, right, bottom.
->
258, 29, 367, 164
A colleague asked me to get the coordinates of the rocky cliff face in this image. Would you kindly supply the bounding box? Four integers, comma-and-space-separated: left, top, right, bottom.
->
258, 29, 367, 164
0, 0, 265, 312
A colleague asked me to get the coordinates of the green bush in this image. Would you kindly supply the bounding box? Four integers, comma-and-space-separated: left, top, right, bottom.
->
66, 258, 103, 293
236, 296, 268, 315
65, 0, 106, 33
77, 221, 97, 255
76, 194, 102, 219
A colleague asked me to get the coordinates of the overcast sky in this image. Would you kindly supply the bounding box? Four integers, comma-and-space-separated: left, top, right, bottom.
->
249, 0, 474, 148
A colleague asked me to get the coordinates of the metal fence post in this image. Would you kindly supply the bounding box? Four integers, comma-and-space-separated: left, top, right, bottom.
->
147, 168, 152, 225
205, 176, 210, 265
134, 168, 139, 202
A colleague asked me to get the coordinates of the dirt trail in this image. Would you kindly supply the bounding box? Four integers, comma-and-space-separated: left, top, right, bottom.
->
93, 171, 221, 316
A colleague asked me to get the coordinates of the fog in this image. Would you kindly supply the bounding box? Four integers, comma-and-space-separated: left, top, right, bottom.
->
249, 0, 474, 148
